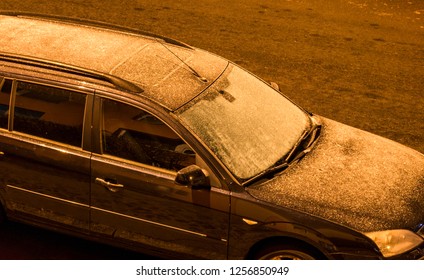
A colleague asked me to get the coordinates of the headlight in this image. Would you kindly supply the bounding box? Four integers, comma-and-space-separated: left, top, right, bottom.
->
364, 229, 424, 258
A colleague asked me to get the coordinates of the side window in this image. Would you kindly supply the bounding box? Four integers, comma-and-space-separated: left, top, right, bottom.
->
101, 99, 195, 171
0, 78, 12, 129
13, 81, 86, 147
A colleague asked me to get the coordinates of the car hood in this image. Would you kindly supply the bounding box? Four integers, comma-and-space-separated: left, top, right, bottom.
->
247, 117, 424, 232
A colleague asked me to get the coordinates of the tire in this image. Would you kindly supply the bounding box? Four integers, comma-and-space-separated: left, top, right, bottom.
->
253, 244, 318, 260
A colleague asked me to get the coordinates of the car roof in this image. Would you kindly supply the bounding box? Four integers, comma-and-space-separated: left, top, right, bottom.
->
0, 14, 228, 110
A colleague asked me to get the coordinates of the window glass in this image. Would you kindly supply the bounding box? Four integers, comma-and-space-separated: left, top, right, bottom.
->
176, 64, 310, 180
0, 78, 12, 129
101, 99, 195, 171
13, 81, 86, 147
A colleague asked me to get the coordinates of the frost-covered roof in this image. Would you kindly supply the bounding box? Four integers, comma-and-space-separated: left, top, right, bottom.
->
0, 15, 227, 110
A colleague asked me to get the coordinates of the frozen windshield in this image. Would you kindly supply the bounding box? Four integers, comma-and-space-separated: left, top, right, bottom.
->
176, 64, 310, 180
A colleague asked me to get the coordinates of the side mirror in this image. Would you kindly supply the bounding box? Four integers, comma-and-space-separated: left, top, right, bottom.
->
175, 165, 210, 189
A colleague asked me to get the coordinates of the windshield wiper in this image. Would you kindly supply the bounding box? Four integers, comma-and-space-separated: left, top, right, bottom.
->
243, 161, 289, 185
285, 115, 321, 163
243, 116, 321, 186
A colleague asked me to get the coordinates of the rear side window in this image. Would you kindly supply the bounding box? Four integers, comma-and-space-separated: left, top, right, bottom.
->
0, 78, 12, 129
13, 81, 86, 147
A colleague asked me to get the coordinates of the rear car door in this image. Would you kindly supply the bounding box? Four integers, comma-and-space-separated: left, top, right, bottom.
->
90, 96, 230, 259
0, 77, 92, 231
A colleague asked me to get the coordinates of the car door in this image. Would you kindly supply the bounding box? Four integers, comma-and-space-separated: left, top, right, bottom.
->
0, 77, 92, 231
90, 96, 230, 259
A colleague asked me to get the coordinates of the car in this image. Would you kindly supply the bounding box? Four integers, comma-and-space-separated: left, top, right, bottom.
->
0, 12, 423, 260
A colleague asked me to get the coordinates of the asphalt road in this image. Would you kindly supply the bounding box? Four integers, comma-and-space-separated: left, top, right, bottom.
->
0, 0, 423, 259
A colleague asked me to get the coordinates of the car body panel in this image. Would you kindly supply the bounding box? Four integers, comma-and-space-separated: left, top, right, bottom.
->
247, 117, 424, 232
0, 137, 91, 230
87, 94, 230, 259
90, 154, 230, 259
226, 190, 386, 259
0, 104, 92, 231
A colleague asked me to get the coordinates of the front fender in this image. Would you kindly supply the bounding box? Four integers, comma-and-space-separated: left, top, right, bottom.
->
227, 193, 381, 259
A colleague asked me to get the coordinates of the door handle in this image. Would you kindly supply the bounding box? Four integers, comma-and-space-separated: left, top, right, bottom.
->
95, 177, 124, 192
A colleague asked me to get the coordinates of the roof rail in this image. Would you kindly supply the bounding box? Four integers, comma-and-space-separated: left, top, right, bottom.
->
0, 11, 193, 49
0, 52, 144, 93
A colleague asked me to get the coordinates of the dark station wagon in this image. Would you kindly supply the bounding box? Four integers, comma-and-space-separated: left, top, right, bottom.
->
0, 13, 423, 260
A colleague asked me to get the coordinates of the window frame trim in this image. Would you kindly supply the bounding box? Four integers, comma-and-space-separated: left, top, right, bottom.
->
93, 95, 197, 172
0, 75, 94, 151
91, 93, 228, 190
